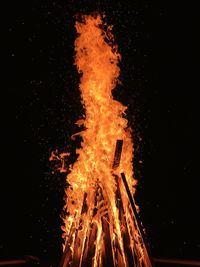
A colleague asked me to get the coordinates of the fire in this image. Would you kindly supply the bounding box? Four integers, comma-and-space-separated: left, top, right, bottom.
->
51, 13, 153, 267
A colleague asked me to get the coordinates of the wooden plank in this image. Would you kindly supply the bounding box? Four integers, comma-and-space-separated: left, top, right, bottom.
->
101, 216, 115, 267
115, 174, 135, 267
0, 260, 27, 266
85, 223, 98, 266
120, 172, 154, 267
154, 258, 200, 266
112, 140, 123, 169
59, 224, 75, 267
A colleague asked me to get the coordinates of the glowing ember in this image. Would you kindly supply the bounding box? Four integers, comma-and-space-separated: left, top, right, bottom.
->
51, 13, 153, 267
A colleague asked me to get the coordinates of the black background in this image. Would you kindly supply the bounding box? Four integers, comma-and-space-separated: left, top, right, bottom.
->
1, 0, 199, 265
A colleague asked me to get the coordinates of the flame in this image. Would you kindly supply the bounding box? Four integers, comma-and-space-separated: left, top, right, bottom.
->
51, 13, 153, 267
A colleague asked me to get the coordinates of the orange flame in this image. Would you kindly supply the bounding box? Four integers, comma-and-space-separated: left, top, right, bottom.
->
52, 13, 152, 267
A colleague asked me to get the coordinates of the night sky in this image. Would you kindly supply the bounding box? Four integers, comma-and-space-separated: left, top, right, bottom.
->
1, 0, 199, 265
